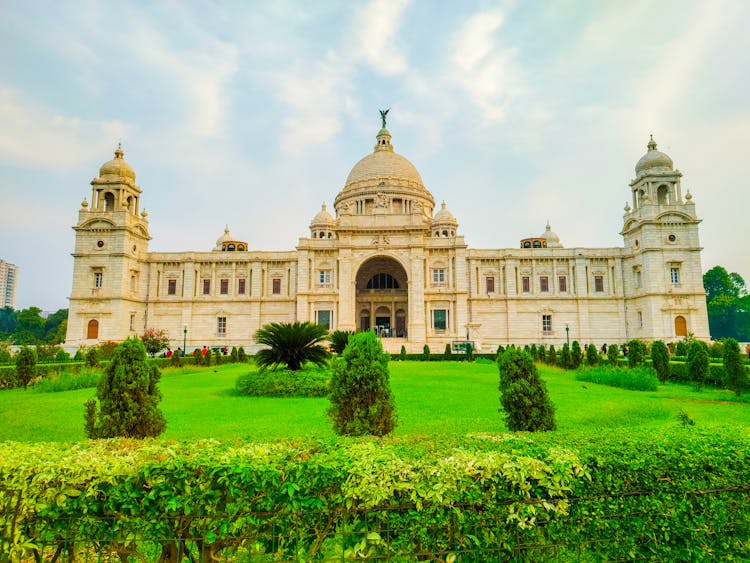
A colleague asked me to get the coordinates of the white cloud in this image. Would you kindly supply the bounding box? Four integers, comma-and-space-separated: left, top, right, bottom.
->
0, 88, 125, 169
353, 0, 411, 75
450, 9, 523, 121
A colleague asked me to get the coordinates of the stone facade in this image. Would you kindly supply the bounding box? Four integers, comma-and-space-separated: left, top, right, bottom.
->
66, 128, 709, 353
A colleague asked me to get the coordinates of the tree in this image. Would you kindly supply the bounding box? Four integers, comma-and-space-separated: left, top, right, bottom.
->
497, 344, 505, 357
15, 346, 36, 389
328, 331, 397, 436
627, 339, 646, 368
141, 328, 170, 357
498, 348, 556, 432
561, 343, 571, 369
651, 340, 670, 383
723, 338, 747, 396
331, 330, 353, 354
607, 344, 619, 367
703, 266, 750, 341
84, 337, 166, 439
43, 309, 68, 343
399, 345, 406, 361
547, 345, 557, 366
0, 306, 17, 334
422, 344, 431, 361
230, 346, 239, 363
238, 346, 247, 362
170, 347, 182, 367
687, 340, 709, 391
586, 343, 599, 366
465, 342, 474, 362
444, 343, 453, 360
254, 322, 330, 371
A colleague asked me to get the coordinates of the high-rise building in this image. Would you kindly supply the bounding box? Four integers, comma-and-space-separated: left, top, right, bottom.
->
66, 118, 709, 351
0, 260, 18, 309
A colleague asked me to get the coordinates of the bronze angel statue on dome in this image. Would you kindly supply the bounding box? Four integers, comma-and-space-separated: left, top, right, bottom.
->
379, 108, 389, 128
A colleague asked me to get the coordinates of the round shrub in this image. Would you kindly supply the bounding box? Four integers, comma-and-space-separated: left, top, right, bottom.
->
498, 348, 556, 432
328, 331, 396, 436
627, 339, 646, 368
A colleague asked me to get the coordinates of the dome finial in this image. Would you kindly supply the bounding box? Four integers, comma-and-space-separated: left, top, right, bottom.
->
647, 133, 657, 151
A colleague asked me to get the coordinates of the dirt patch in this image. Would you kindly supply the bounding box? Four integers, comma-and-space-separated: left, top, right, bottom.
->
666, 397, 740, 406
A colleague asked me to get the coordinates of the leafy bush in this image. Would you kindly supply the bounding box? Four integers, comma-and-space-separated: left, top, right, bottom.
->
254, 322, 330, 371
443, 343, 453, 360
33, 368, 100, 393
675, 340, 687, 357
561, 343, 571, 369
607, 344, 619, 367
85, 347, 99, 367
170, 348, 182, 368
497, 344, 505, 357
422, 344, 430, 361
650, 340, 670, 382
399, 345, 406, 361
331, 330, 353, 354
238, 346, 247, 362
15, 346, 36, 389
627, 339, 646, 367
723, 338, 747, 396
235, 367, 329, 397
328, 331, 396, 436
547, 345, 557, 366
498, 348, 556, 431
585, 343, 599, 366
73, 348, 84, 361
54, 348, 70, 362
575, 366, 659, 391
465, 342, 474, 362
687, 341, 709, 391
84, 337, 166, 439
230, 346, 239, 363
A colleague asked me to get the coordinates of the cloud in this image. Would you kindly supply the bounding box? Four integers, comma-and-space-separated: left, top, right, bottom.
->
449, 9, 523, 121
0, 88, 125, 169
353, 0, 411, 75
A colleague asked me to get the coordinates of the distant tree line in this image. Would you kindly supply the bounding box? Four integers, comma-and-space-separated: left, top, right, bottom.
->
703, 266, 750, 341
0, 306, 68, 345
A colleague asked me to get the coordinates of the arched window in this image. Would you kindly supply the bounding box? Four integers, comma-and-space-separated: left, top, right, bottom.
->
238, 245, 245, 251
657, 184, 670, 205
366, 273, 400, 289
227, 243, 235, 251
523, 241, 531, 248
87, 319, 99, 339
533, 240, 542, 248
675, 315, 687, 337
104, 192, 115, 212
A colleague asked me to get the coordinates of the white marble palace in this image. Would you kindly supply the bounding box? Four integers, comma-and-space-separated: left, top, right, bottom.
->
65, 116, 710, 353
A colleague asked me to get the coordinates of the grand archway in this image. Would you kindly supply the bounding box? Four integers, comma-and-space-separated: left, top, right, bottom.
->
356, 256, 408, 337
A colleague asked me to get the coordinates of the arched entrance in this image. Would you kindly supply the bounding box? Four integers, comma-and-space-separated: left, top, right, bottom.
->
356, 256, 408, 337
674, 315, 687, 337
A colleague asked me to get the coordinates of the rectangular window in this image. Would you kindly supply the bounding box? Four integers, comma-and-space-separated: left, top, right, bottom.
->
522, 276, 530, 293
433, 309, 447, 331
540, 276, 549, 292
220, 278, 229, 295
319, 270, 331, 285
94, 272, 103, 289
272, 278, 281, 294
217, 316, 226, 336
542, 314, 552, 333
486, 276, 495, 293
670, 267, 681, 284
635, 269, 642, 288
203, 279, 211, 295
130, 275, 136, 292
129, 314, 135, 332
167, 279, 177, 295
238, 278, 246, 294
316, 310, 331, 329
638, 311, 643, 328
558, 276, 567, 292
594, 275, 604, 292
432, 268, 446, 284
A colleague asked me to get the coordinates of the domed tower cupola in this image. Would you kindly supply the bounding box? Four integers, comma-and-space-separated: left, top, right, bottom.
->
89, 144, 142, 216
310, 203, 336, 239
540, 222, 562, 248
431, 201, 458, 237
629, 135, 683, 211
213, 225, 248, 252
333, 110, 435, 226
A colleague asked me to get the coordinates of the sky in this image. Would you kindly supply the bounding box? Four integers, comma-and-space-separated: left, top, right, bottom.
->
1, 0, 749, 312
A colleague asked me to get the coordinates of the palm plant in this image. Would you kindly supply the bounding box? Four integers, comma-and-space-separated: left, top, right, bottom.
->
254, 322, 331, 371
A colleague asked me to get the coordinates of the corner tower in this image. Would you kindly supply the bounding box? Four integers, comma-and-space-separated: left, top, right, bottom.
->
66, 146, 151, 346
621, 136, 709, 341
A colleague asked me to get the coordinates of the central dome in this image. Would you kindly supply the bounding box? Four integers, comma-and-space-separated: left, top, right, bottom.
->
345, 146, 424, 187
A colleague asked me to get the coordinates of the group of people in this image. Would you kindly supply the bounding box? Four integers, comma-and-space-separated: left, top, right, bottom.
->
162, 346, 230, 358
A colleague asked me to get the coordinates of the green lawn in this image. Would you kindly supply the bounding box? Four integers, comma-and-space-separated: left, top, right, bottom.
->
0, 361, 748, 442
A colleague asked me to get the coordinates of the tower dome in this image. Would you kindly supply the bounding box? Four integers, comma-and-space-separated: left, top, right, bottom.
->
99, 145, 136, 181
310, 203, 335, 227
635, 135, 673, 176
540, 222, 562, 248
431, 202, 458, 237
214, 226, 247, 251
333, 111, 434, 218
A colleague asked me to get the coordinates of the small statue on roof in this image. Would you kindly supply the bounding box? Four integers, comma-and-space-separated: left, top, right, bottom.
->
379, 108, 390, 129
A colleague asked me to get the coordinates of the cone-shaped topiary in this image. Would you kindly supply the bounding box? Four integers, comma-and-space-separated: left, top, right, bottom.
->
723, 338, 747, 396
254, 322, 330, 371
547, 345, 557, 366
422, 344, 431, 361
84, 337, 166, 439
571, 341, 583, 369
650, 340, 670, 382
444, 343, 453, 360
585, 343, 599, 366
15, 346, 36, 389
687, 340, 709, 391
607, 344, 619, 366
561, 343, 571, 369
627, 339, 646, 368
399, 345, 406, 361
498, 348, 556, 432
328, 331, 397, 436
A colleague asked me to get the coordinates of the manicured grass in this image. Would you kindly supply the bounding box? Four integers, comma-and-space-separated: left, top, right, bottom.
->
0, 361, 748, 442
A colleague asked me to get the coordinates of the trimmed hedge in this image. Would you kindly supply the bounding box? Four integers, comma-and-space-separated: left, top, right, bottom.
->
1, 429, 749, 561
235, 367, 329, 397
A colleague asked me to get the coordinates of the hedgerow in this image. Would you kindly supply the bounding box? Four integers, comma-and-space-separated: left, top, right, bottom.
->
1, 429, 748, 561
575, 365, 659, 391
235, 367, 329, 397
